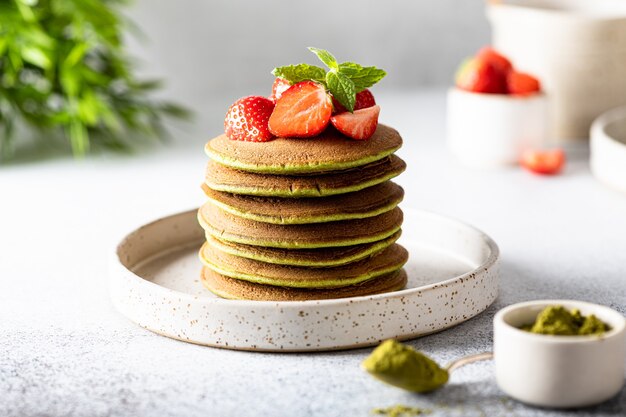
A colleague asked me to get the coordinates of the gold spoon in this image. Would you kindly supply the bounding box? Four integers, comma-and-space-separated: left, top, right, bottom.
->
445, 351, 493, 373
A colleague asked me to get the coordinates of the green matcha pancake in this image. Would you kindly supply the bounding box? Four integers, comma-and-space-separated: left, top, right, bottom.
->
204, 155, 406, 198
200, 242, 408, 288
201, 182, 403, 224
198, 203, 403, 248
205, 124, 402, 174
201, 267, 408, 301
204, 230, 401, 267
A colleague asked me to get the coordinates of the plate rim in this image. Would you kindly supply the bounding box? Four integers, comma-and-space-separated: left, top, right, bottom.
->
111, 206, 500, 308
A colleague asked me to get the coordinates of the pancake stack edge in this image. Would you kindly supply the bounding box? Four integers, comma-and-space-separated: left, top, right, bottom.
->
198, 125, 408, 301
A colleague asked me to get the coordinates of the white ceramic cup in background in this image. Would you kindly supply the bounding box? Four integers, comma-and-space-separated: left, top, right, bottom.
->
494, 300, 626, 408
447, 88, 548, 168
590, 106, 626, 194
488, 0, 626, 142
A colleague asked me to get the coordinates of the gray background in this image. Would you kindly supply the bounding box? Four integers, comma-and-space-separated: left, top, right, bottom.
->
126, 0, 490, 131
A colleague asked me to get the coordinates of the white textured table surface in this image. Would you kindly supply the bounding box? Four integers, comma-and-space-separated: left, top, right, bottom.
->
1, 90, 625, 417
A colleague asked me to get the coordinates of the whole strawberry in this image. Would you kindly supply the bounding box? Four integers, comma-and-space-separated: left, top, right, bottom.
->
224, 96, 275, 142
476, 47, 513, 75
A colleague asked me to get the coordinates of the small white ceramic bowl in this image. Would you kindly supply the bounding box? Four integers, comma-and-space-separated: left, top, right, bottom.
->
488, 0, 626, 142
590, 106, 626, 194
494, 300, 626, 408
447, 88, 548, 168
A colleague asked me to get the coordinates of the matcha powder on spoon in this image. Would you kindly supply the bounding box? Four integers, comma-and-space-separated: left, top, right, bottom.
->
362, 339, 449, 392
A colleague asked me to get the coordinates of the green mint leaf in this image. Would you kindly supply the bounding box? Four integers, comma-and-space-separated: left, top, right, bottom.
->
326, 71, 355, 112
338, 62, 386, 92
272, 64, 326, 85
308, 47, 338, 71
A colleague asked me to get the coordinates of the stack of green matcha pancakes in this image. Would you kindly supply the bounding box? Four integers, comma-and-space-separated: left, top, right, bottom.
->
198, 124, 408, 301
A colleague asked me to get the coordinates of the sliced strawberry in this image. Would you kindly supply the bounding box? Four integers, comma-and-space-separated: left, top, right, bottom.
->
330, 105, 380, 140
507, 71, 541, 95
455, 57, 507, 94
224, 96, 275, 142
269, 77, 291, 103
520, 149, 565, 175
333, 89, 377, 113
268, 81, 332, 138
476, 47, 513, 75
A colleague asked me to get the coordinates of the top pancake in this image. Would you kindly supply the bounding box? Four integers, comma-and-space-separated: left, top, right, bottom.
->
205, 124, 402, 174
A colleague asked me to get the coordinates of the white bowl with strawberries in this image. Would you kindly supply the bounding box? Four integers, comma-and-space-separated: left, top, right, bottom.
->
223, 47, 385, 143
447, 47, 553, 169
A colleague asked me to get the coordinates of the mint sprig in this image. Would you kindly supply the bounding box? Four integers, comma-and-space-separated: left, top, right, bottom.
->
337, 62, 386, 92
326, 71, 356, 114
308, 47, 339, 71
271, 47, 386, 112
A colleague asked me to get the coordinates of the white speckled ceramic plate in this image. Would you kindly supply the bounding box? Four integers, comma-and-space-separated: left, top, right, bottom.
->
110, 208, 499, 352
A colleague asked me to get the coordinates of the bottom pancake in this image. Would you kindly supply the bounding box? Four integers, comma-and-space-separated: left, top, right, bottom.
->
201, 267, 408, 301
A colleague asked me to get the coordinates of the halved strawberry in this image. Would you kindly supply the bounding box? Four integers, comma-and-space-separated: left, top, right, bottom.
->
269, 77, 291, 103
476, 47, 513, 75
520, 149, 565, 175
224, 96, 275, 142
333, 89, 377, 113
507, 71, 541, 95
268, 81, 332, 138
330, 105, 380, 140
455, 57, 507, 94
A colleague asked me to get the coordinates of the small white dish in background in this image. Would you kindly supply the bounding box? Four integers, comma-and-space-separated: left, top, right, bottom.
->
488, 0, 626, 142
494, 300, 626, 408
447, 88, 548, 168
591, 106, 626, 194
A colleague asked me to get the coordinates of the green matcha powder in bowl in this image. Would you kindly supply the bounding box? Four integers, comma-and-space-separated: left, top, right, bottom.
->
494, 299, 626, 408
520, 305, 610, 336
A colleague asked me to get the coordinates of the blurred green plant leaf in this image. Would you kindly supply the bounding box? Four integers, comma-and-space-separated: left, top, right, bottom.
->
0, 0, 190, 160
64, 43, 88, 68
21, 46, 51, 69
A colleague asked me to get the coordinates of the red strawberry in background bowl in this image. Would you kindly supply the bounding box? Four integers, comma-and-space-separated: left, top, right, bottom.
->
455, 57, 507, 94
448, 46, 548, 169
476, 47, 513, 75
507, 71, 541, 96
